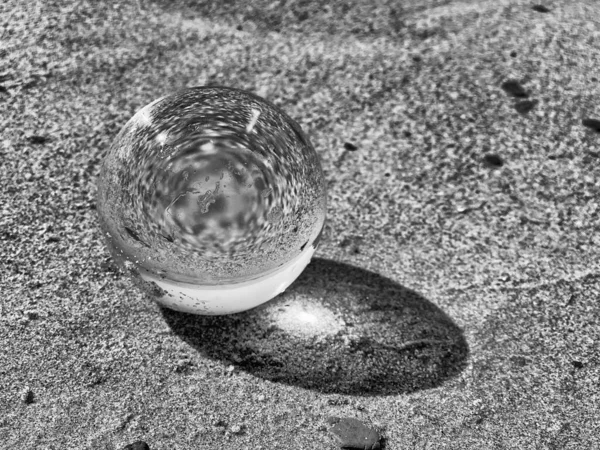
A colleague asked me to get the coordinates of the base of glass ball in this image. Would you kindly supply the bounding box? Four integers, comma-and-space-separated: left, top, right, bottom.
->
137, 242, 317, 315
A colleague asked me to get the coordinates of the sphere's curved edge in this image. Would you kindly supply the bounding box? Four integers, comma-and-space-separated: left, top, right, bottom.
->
139, 242, 317, 315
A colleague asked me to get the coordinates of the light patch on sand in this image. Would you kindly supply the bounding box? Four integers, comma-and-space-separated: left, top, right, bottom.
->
271, 299, 343, 339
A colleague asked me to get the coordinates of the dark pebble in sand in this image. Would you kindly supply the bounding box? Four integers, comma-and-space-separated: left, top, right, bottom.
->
532, 5, 551, 13
514, 99, 538, 114
582, 118, 600, 132
123, 441, 150, 450
501, 80, 528, 98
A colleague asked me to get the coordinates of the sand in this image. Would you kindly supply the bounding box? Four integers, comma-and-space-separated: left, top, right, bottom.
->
1, 0, 599, 448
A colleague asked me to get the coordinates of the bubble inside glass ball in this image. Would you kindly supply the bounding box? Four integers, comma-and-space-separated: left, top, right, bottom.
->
96, 86, 327, 315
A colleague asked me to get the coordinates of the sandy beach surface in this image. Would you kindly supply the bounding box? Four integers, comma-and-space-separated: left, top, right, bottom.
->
1, 0, 599, 448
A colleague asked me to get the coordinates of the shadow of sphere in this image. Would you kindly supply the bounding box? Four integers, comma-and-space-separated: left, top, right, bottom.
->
159, 258, 469, 396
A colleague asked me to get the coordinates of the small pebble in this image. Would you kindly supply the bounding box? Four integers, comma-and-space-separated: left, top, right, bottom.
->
327, 416, 381, 450
531, 4, 551, 13
500, 80, 528, 98
25, 310, 39, 320
25, 135, 50, 144
20, 387, 34, 404
482, 154, 503, 168
514, 99, 538, 114
582, 118, 600, 133
230, 424, 244, 434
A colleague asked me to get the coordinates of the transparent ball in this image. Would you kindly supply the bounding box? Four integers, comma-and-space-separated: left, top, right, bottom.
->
96, 86, 327, 315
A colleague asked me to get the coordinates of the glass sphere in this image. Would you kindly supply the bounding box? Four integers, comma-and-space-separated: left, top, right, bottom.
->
96, 86, 327, 315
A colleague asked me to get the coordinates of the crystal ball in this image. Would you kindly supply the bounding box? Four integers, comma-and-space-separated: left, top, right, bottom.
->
96, 86, 327, 315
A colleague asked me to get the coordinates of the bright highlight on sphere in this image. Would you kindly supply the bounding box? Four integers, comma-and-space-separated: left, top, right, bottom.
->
96, 86, 327, 315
